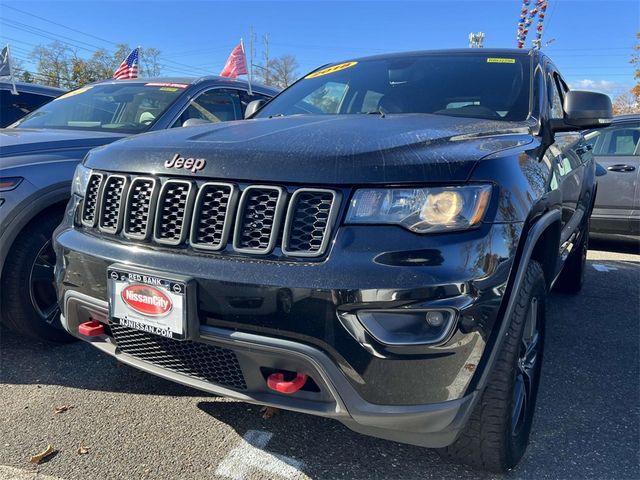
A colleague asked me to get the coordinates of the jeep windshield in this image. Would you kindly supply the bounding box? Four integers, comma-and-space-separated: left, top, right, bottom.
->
256, 53, 532, 121
13, 82, 186, 133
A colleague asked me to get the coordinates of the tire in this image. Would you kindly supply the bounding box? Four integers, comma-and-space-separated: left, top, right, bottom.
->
554, 223, 588, 294
1, 210, 75, 343
438, 260, 546, 472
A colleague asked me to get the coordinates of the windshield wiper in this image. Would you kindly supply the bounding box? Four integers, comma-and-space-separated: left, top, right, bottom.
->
268, 113, 285, 118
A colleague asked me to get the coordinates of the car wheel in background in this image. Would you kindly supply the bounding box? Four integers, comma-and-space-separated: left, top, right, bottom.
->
438, 260, 546, 472
1, 211, 75, 343
554, 222, 589, 294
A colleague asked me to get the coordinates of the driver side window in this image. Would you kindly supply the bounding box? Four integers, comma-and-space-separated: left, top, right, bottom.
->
173, 89, 242, 127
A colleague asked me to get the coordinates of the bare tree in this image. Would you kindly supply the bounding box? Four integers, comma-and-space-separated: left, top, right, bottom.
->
268, 54, 299, 89
31, 41, 74, 88
28, 41, 164, 89
141, 47, 161, 77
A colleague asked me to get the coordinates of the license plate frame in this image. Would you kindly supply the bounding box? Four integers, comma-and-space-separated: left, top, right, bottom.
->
107, 264, 195, 340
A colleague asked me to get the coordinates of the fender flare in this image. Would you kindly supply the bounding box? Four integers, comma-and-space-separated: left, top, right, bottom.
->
474, 208, 561, 392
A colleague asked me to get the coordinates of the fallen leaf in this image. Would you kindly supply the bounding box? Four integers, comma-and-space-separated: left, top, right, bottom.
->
464, 363, 476, 372
29, 445, 56, 464
260, 406, 280, 419
55, 405, 74, 414
77, 444, 89, 455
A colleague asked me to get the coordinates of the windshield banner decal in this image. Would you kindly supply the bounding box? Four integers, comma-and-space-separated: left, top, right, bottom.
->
305, 61, 358, 79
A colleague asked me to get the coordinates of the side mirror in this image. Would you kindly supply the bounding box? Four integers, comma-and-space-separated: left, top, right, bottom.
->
551, 90, 613, 132
244, 99, 266, 119
182, 118, 210, 127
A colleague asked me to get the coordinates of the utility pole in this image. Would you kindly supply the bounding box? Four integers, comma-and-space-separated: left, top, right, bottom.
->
468, 32, 485, 48
262, 33, 270, 86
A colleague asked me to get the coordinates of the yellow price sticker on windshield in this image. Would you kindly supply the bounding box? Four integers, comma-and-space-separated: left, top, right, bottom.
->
306, 61, 358, 79
486, 58, 516, 64
159, 87, 179, 92
54, 86, 93, 101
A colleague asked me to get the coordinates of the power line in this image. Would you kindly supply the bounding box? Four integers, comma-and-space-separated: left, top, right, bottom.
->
544, 0, 559, 36
2, 4, 120, 46
0, 16, 214, 75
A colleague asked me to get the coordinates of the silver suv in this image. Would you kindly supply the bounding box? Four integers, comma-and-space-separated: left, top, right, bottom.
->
0, 77, 277, 342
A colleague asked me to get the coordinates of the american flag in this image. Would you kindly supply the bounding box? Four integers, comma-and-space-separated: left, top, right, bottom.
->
114, 48, 139, 80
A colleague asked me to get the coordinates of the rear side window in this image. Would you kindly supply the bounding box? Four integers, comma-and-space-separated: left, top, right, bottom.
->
591, 123, 640, 156
0, 90, 55, 127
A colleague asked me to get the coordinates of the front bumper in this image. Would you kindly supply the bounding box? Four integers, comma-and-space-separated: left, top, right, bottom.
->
54, 196, 522, 447
61, 289, 476, 447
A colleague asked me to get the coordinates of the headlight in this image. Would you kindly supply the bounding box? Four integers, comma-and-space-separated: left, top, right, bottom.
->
71, 164, 92, 197
0, 177, 23, 191
346, 185, 492, 233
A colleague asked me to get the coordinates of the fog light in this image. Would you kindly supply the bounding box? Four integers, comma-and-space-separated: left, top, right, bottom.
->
356, 309, 456, 346
425, 311, 445, 327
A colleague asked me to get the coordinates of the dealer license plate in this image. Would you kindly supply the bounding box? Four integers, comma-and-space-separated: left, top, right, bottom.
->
108, 267, 187, 340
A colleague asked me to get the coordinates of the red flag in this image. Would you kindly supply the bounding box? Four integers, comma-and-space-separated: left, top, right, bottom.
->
220, 42, 247, 78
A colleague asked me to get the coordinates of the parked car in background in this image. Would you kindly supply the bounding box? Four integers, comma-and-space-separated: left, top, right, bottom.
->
54, 49, 611, 472
0, 77, 278, 343
585, 114, 640, 235
0, 81, 65, 127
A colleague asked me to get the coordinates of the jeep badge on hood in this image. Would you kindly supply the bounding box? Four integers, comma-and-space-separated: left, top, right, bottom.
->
164, 153, 206, 173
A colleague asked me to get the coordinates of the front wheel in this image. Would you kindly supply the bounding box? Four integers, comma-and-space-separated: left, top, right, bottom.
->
1, 211, 75, 343
438, 260, 546, 472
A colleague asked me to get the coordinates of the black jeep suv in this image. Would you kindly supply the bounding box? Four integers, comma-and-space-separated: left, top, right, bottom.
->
54, 49, 612, 472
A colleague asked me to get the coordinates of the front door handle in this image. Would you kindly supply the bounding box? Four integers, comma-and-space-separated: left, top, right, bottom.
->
607, 164, 636, 172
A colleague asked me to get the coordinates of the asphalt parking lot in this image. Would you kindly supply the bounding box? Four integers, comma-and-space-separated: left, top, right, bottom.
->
1, 239, 638, 480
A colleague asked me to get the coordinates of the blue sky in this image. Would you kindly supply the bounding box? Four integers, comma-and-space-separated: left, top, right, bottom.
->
0, 0, 637, 97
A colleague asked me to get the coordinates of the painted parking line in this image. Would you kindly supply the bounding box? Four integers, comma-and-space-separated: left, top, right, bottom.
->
0, 466, 65, 480
592, 263, 618, 272
216, 430, 307, 480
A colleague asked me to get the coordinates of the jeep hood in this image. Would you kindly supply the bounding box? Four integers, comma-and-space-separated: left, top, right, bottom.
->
85, 115, 533, 184
0, 128, 127, 163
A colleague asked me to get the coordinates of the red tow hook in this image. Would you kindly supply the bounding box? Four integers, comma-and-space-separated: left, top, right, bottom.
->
78, 320, 105, 337
267, 372, 308, 394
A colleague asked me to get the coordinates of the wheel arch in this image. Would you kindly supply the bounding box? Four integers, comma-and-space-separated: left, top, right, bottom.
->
473, 208, 561, 394
0, 182, 70, 283
529, 217, 562, 290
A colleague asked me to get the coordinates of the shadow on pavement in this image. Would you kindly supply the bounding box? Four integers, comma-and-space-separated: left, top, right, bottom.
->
196, 400, 484, 480
589, 234, 640, 255
0, 327, 206, 397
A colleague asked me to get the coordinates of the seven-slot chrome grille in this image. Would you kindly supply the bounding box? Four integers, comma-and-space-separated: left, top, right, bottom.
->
80, 172, 340, 258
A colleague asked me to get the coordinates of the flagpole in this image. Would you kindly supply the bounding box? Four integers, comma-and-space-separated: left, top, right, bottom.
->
241, 37, 252, 95
7, 44, 17, 95
249, 27, 254, 89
